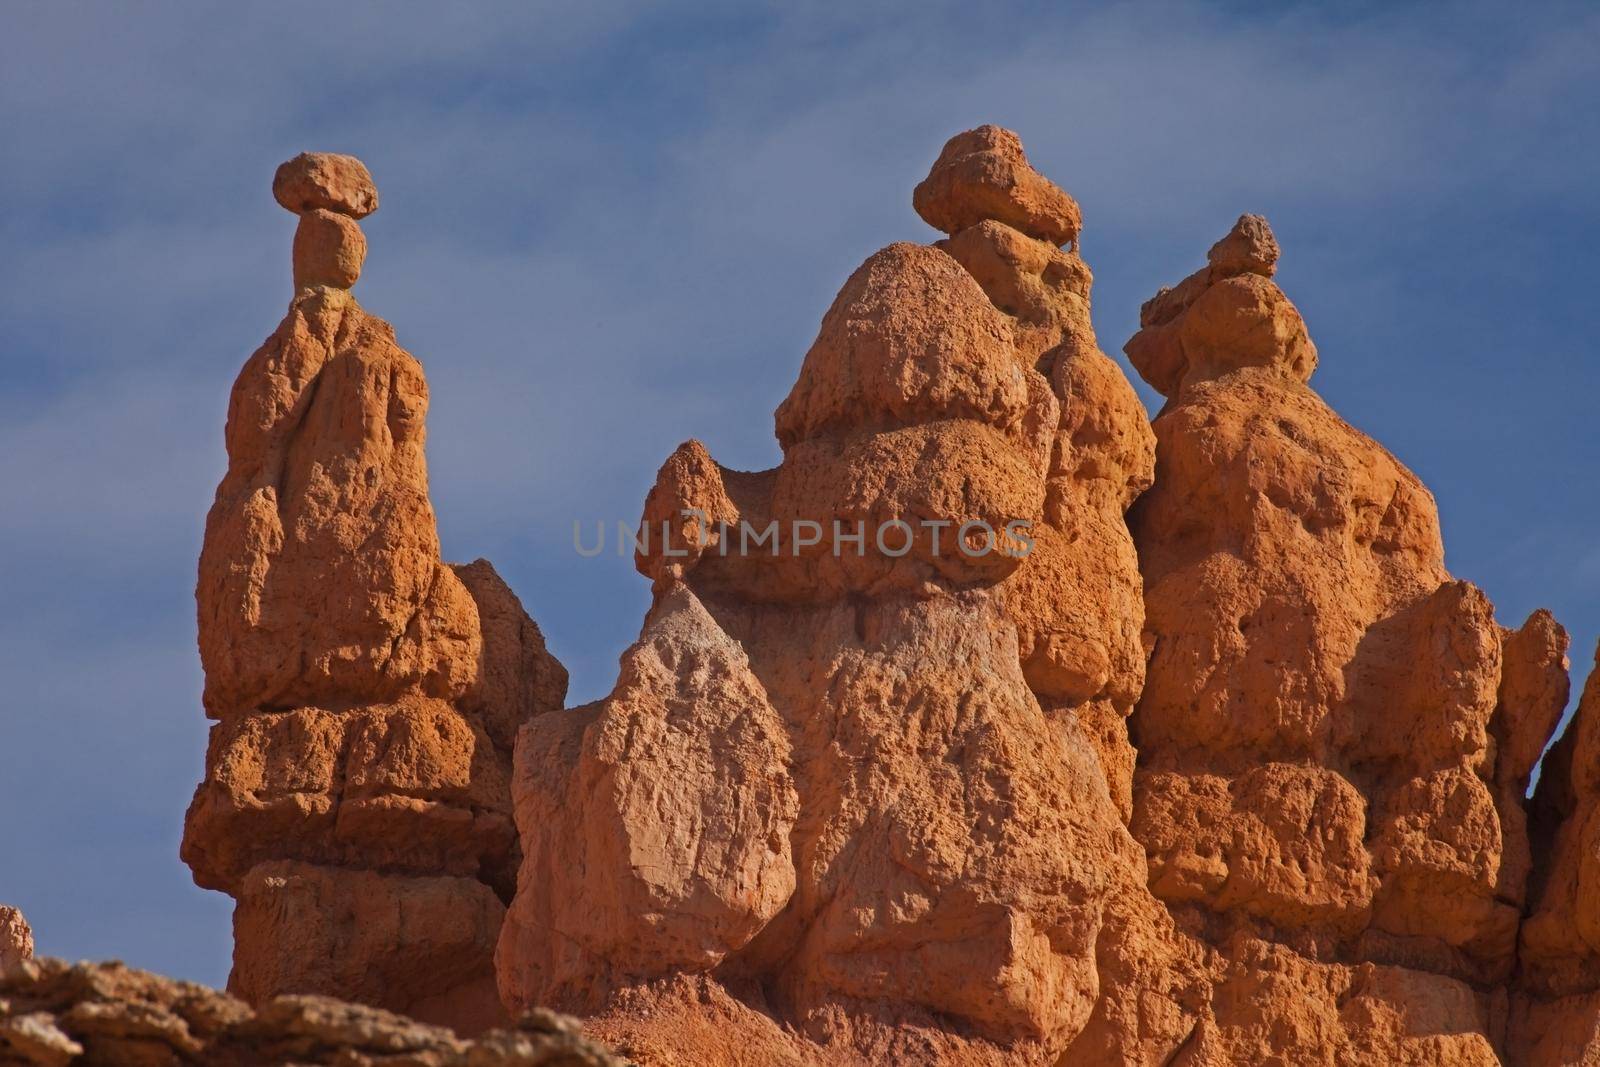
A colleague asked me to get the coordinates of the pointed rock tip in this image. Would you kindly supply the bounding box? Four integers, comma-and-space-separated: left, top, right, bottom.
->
273, 152, 378, 219
912, 125, 1082, 247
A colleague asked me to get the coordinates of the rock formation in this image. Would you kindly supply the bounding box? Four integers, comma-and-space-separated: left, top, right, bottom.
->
495, 125, 1164, 1066
0, 958, 620, 1066
488, 129, 1590, 1066
181, 153, 567, 1033
0, 907, 32, 972
1105, 211, 1569, 1063
155, 130, 1600, 1066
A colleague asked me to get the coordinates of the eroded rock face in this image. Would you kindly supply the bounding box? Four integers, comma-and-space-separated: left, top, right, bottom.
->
498, 127, 1157, 1065
182, 155, 566, 1033
0, 907, 32, 972
492, 125, 1586, 1067
0, 958, 620, 1067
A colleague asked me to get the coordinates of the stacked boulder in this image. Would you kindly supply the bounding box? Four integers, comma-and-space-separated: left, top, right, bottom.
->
182, 153, 567, 1033
496, 127, 1159, 1065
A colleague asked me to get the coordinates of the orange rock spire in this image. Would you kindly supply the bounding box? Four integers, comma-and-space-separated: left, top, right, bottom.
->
494, 125, 1159, 1065
181, 153, 566, 1034
1110, 211, 1568, 1063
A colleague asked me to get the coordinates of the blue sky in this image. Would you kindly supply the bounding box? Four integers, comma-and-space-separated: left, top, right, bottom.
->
2, 2, 1597, 988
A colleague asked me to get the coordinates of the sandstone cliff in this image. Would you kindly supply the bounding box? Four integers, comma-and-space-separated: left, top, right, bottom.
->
180, 153, 567, 1034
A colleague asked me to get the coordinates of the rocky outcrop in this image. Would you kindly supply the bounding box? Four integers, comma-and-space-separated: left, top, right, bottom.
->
181, 153, 566, 1033
0, 958, 620, 1066
496, 127, 1157, 1066
0, 907, 31, 972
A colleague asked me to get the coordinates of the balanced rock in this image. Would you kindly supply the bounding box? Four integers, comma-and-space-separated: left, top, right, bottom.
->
0, 906, 31, 972
1124, 213, 1315, 397
913, 125, 1082, 247
1207, 211, 1280, 276
273, 152, 379, 218
183, 154, 566, 1033
915, 131, 1157, 820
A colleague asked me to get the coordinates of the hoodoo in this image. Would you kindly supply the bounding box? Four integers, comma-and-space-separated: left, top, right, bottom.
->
1106, 212, 1569, 1065
180, 152, 567, 1034
494, 126, 1165, 1066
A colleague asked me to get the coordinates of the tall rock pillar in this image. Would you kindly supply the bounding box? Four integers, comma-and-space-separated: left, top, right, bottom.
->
1118, 215, 1566, 1063
497, 127, 1161, 1066
182, 153, 566, 1033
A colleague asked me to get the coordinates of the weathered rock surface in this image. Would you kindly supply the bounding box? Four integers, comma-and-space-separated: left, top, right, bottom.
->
0, 958, 622, 1066
0, 907, 31, 972
182, 155, 566, 1033
293, 207, 367, 290
494, 132, 1584, 1065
